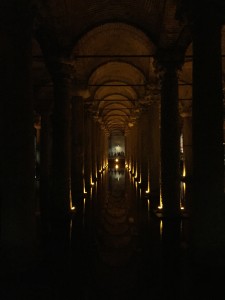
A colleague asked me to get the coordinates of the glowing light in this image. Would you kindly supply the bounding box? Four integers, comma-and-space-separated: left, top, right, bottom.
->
180, 181, 186, 210
83, 198, 86, 214
147, 199, 150, 212
158, 186, 163, 210
146, 161, 150, 194
182, 164, 186, 177
69, 188, 75, 211
115, 164, 119, 169
160, 220, 163, 240
115, 158, 119, 162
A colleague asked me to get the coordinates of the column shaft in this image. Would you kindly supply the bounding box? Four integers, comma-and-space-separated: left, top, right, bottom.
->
160, 66, 181, 216
51, 68, 72, 216
191, 18, 225, 262
40, 112, 52, 219
1, 2, 37, 270
71, 96, 84, 203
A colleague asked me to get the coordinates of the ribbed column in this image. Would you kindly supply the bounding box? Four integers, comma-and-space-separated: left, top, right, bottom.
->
71, 96, 84, 205
156, 57, 181, 217
191, 15, 225, 264
50, 61, 73, 217
1, 2, 37, 271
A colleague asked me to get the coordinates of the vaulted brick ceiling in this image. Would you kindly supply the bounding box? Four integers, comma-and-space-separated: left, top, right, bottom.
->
32, 0, 225, 136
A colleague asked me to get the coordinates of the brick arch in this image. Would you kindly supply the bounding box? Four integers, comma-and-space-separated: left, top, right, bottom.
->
72, 22, 156, 81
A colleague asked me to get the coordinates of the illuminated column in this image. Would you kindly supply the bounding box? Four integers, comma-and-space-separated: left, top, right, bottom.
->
180, 102, 192, 212
100, 126, 106, 170
91, 118, 98, 181
191, 14, 225, 263
180, 103, 192, 180
148, 101, 161, 198
156, 56, 181, 217
84, 108, 92, 190
139, 108, 149, 190
96, 124, 101, 174
1, 3, 37, 270
136, 118, 142, 181
50, 61, 73, 217
130, 127, 136, 175
71, 95, 84, 205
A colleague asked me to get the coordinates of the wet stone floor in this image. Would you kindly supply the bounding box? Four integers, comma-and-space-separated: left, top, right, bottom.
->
2, 168, 225, 300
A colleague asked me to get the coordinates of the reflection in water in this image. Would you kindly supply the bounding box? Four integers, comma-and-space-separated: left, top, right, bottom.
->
11, 159, 225, 300
34, 166, 191, 300
96, 168, 137, 267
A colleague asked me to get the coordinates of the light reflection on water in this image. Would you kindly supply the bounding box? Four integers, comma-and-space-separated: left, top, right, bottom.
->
65, 166, 190, 299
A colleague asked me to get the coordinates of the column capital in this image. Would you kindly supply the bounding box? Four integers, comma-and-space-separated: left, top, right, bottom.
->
154, 49, 184, 81
139, 81, 161, 109
153, 48, 184, 77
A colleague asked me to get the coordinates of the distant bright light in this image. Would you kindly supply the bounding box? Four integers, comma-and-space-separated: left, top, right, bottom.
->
115, 158, 119, 162
115, 164, 119, 169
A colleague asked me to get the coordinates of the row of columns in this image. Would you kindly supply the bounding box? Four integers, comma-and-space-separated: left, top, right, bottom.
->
1, 1, 224, 271
126, 59, 183, 216
126, 15, 225, 264
37, 90, 108, 215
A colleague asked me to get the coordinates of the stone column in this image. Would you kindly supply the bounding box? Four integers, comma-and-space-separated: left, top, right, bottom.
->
71, 95, 84, 205
49, 61, 73, 217
1, 2, 37, 271
139, 109, 149, 189
156, 57, 182, 217
84, 108, 93, 190
191, 14, 225, 264
34, 113, 41, 212
91, 119, 98, 182
149, 101, 161, 199
39, 110, 53, 220
180, 102, 192, 212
